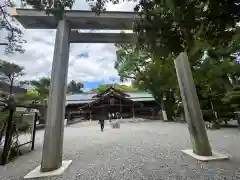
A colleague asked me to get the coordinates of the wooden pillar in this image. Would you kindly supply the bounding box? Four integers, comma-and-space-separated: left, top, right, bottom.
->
120, 100, 122, 113
31, 112, 38, 151
132, 105, 135, 118
89, 111, 92, 122
67, 112, 71, 121
161, 98, 168, 121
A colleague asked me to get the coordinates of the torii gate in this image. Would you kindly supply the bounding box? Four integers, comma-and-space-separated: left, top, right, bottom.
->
12, 7, 228, 179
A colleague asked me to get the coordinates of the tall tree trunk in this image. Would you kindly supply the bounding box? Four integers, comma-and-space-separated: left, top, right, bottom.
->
164, 104, 174, 121
0, 121, 6, 145
9, 79, 14, 95
134, 68, 177, 121
0, 108, 14, 165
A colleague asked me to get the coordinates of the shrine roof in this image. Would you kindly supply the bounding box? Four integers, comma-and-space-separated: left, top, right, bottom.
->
79, 91, 137, 109
66, 93, 95, 101
92, 86, 130, 98
127, 92, 153, 98
65, 91, 155, 106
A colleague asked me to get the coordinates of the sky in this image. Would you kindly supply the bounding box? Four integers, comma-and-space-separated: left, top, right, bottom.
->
0, 0, 138, 91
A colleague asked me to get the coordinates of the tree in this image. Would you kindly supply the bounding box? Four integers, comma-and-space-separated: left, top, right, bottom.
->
191, 33, 240, 125
86, 0, 136, 12
19, 78, 51, 125
0, 60, 25, 164
21, 77, 51, 101
224, 85, 240, 110
0, 59, 24, 146
137, 0, 240, 120
0, 0, 25, 54
21, 0, 75, 20
0, 60, 24, 94
67, 80, 84, 93
89, 0, 240, 120
90, 84, 137, 93
29, 77, 51, 99
223, 85, 240, 124
15, 90, 41, 104
87, 0, 240, 63
115, 44, 178, 120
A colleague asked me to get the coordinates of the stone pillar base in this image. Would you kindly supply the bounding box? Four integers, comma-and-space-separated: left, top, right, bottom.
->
24, 160, 72, 179
182, 149, 229, 161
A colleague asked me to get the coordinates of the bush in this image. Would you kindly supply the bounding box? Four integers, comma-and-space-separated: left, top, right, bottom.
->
202, 110, 221, 129
202, 110, 216, 122
223, 85, 240, 111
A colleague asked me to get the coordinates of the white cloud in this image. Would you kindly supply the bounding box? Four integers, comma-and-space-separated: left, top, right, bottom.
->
0, 0, 137, 88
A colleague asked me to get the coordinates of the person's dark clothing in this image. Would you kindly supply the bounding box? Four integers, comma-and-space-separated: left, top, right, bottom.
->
99, 119, 105, 132
100, 123, 104, 131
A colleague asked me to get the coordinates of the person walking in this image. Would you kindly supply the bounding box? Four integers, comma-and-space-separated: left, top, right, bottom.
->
99, 118, 105, 132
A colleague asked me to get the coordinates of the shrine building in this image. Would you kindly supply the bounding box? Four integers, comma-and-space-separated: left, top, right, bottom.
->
65, 87, 160, 120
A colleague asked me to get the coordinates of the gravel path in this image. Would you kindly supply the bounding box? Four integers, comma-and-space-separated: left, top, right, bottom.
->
0, 121, 240, 180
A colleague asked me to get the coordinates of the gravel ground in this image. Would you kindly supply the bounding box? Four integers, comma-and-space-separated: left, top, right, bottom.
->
0, 121, 240, 180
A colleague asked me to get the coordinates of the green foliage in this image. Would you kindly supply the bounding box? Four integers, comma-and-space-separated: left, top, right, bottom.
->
0, 109, 32, 163
0, 0, 26, 54
21, 77, 50, 101
21, 0, 75, 20
134, 0, 240, 60
30, 77, 50, 98
132, 0, 240, 122
0, 111, 8, 129
86, 0, 136, 12
88, 0, 240, 123
0, 60, 25, 94
0, 110, 30, 146
115, 43, 177, 101
193, 43, 240, 120
0, 111, 9, 146
90, 84, 137, 93
118, 84, 138, 92
93, 84, 112, 92
0, 60, 24, 81
27, 89, 38, 95
115, 44, 150, 81
15, 93, 41, 104
115, 43, 178, 120
224, 85, 240, 110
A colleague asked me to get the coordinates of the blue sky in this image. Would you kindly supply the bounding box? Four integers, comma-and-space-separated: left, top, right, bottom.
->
77, 52, 89, 58
83, 76, 120, 91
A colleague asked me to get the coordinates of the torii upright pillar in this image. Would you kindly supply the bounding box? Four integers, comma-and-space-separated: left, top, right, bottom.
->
175, 52, 228, 161
40, 19, 71, 172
